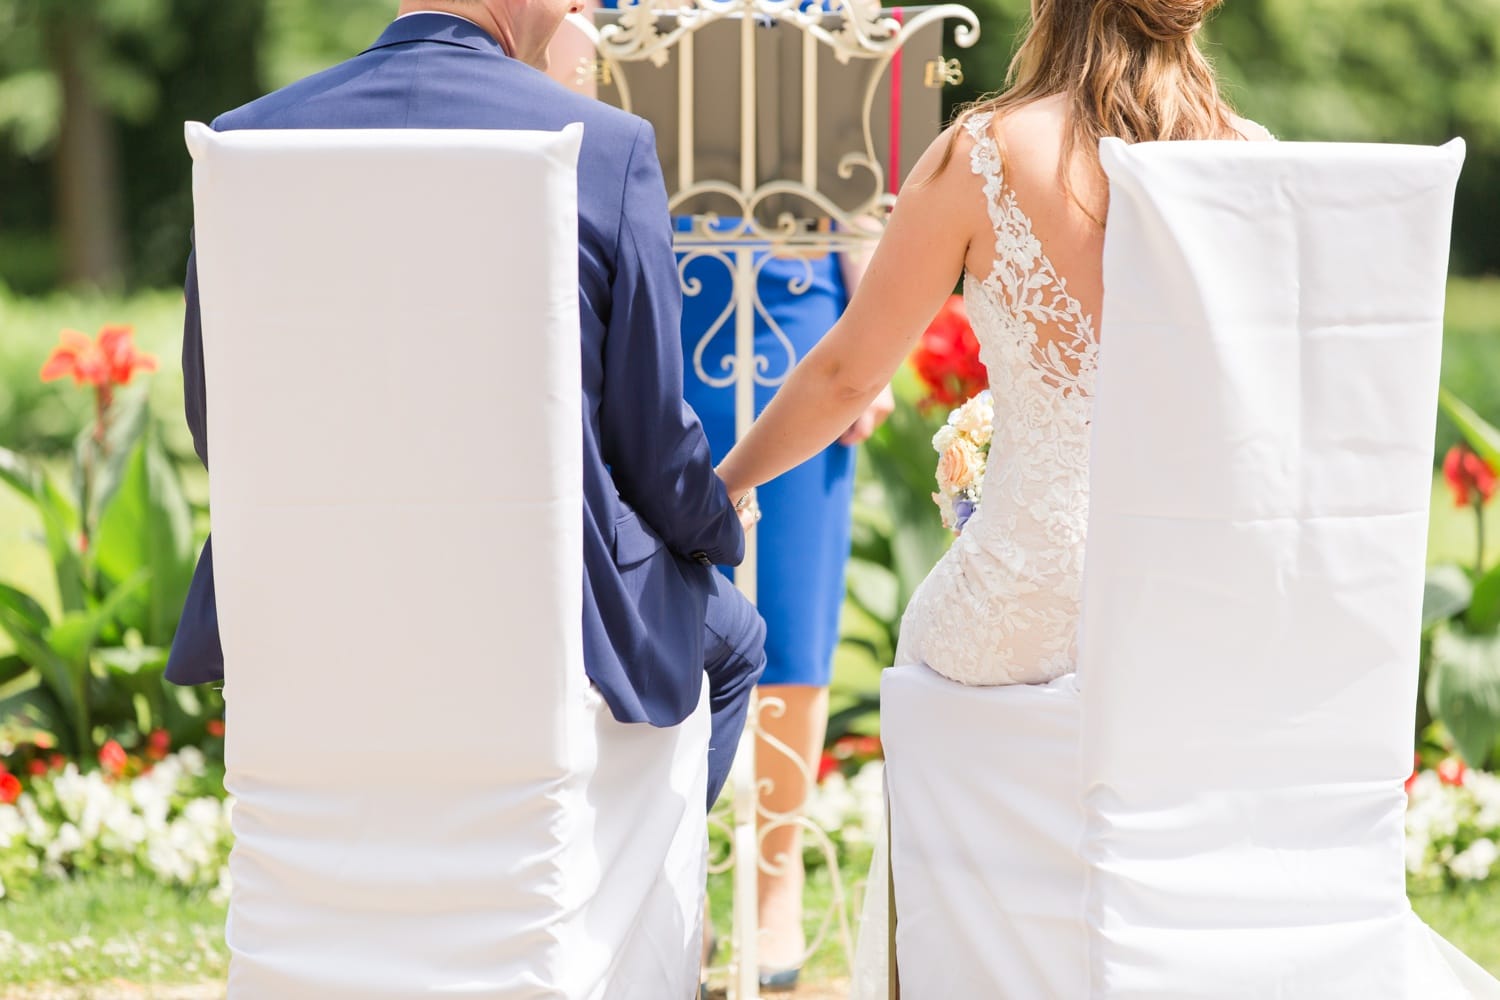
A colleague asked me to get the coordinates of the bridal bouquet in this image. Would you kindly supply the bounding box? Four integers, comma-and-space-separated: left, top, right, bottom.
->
931, 390, 994, 532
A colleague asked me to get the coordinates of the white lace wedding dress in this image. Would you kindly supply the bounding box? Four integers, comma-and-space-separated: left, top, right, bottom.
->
893, 112, 1097, 690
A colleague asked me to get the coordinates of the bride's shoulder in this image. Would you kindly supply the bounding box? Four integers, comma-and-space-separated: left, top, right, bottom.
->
1230, 115, 1277, 142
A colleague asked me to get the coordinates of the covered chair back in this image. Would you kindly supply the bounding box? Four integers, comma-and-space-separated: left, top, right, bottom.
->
188, 122, 708, 999
1078, 137, 1466, 998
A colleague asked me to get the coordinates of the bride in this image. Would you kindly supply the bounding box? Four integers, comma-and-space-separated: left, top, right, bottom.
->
718, 0, 1267, 685
716, 0, 1500, 995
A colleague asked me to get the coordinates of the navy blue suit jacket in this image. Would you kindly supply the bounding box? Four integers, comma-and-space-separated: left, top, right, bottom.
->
165, 13, 745, 728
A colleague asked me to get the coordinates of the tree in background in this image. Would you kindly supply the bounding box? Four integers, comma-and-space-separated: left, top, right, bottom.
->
0, 0, 1497, 289
945, 0, 1500, 273
0, 0, 267, 291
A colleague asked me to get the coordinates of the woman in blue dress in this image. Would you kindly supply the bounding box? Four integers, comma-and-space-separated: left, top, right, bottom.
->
547, 16, 893, 989
681, 237, 891, 989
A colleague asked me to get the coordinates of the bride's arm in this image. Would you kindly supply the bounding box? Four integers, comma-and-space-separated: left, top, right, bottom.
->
717, 131, 976, 499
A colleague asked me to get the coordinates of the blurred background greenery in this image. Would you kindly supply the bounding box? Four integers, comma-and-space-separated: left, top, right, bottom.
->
0, 0, 1497, 294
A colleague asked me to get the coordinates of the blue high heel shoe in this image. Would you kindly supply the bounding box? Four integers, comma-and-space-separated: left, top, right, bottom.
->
758, 967, 802, 992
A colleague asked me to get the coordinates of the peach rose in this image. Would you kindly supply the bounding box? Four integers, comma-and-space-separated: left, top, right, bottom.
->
937, 439, 982, 492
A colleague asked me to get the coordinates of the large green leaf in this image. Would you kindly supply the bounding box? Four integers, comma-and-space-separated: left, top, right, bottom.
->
0, 583, 94, 755
1424, 564, 1474, 630
46, 570, 147, 666
95, 645, 171, 735
0, 686, 65, 752
1427, 624, 1500, 768
74, 396, 148, 531
1469, 562, 1500, 635
0, 445, 84, 612
845, 560, 899, 632
1439, 386, 1500, 470
0, 654, 32, 691
92, 424, 195, 645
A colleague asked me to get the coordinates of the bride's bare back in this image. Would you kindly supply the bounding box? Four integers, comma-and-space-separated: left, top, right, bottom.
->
959, 94, 1272, 364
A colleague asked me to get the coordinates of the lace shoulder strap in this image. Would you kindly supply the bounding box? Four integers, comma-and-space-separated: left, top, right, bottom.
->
961, 111, 1007, 232
959, 110, 1099, 395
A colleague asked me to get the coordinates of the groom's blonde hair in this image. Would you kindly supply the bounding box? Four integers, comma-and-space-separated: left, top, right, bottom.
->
935, 0, 1239, 226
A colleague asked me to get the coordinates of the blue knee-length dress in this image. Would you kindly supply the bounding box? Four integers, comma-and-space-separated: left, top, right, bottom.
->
589, 0, 855, 685
678, 247, 855, 687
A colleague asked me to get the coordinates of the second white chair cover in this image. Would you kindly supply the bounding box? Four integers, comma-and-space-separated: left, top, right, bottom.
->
188, 122, 707, 999
879, 137, 1483, 999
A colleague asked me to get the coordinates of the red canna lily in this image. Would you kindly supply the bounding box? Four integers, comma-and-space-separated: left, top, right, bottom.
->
146, 729, 171, 762
40, 325, 157, 389
99, 739, 128, 777
1443, 445, 1497, 508
817, 752, 839, 783
1437, 756, 1467, 787
26, 759, 48, 778
206, 719, 226, 738
910, 296, 988, 409
0, 770, 20, 805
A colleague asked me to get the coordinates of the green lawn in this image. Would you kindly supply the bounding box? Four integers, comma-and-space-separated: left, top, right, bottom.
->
1, 871, 1495, 992
1411, 881, 1500, 976
0, 877, 227, 991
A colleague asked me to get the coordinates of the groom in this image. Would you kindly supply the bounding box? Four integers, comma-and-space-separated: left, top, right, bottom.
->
165, 0, 767, 807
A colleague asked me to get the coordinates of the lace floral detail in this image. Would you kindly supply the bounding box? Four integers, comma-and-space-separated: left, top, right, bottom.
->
894, 111, 1098, 687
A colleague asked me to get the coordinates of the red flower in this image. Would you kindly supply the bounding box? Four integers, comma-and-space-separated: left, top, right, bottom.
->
1437, 756, 1466, 787
1443, 445, 1497, 508
1404, 752, 1420, 795
40, 325, 157, 388
26, 759, 48, 777
206, 719, 226, 738
817, 752, 840, 783
146, 729, 171, 762
99, 740, 128, 777
47, 753, 66, 772
0, 771, 20, 805
909, 296, 988, 408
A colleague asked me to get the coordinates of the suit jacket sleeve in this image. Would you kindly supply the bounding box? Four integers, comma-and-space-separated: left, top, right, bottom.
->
183, 245, 209, 470
599, 121, 744, 567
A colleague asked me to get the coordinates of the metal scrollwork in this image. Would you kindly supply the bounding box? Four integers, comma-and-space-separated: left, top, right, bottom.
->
582, 2, 980, 995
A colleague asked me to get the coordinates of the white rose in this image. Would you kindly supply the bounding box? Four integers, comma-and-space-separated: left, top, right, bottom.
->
932, 424, 958, 453
953, 396, 994, 447
1450, 838, 1498, 882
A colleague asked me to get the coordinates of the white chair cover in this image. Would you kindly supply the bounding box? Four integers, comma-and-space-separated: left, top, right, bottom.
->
187, 122, 708, 1000
879, 138, 1486, 999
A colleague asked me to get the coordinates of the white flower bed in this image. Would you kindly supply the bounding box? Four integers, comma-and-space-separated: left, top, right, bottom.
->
1407, 767, 1500, 886
0, 749, 232, 903
805, 761, 885, 848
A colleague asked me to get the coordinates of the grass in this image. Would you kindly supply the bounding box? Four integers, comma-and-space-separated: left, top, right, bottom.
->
704, 844, 874, 989
1411, 880, 1500, 976
0, 867, 1494, 993
0, 877, 227, 992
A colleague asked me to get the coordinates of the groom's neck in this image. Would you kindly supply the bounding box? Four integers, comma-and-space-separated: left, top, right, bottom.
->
396, 2, 514, 57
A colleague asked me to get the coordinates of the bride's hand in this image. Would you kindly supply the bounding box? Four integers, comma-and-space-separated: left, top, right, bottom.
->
838, 384, 896, 446
731, 487, 761, 534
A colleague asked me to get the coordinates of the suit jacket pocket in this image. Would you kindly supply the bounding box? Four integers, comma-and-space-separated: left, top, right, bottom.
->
613, 509, 666, 568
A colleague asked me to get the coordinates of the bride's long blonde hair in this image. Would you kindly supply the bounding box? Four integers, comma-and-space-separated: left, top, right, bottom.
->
938, 0, 1241, 223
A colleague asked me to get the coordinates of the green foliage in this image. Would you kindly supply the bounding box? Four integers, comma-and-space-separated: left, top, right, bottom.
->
0, 413, 211, 758
0, 875, 229, 986
0, 285, 188, 455
831, 370, 952, 736
948, 0, 1500, 272
1421, 392, 1500, 768
1410, 880, 1500, 976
